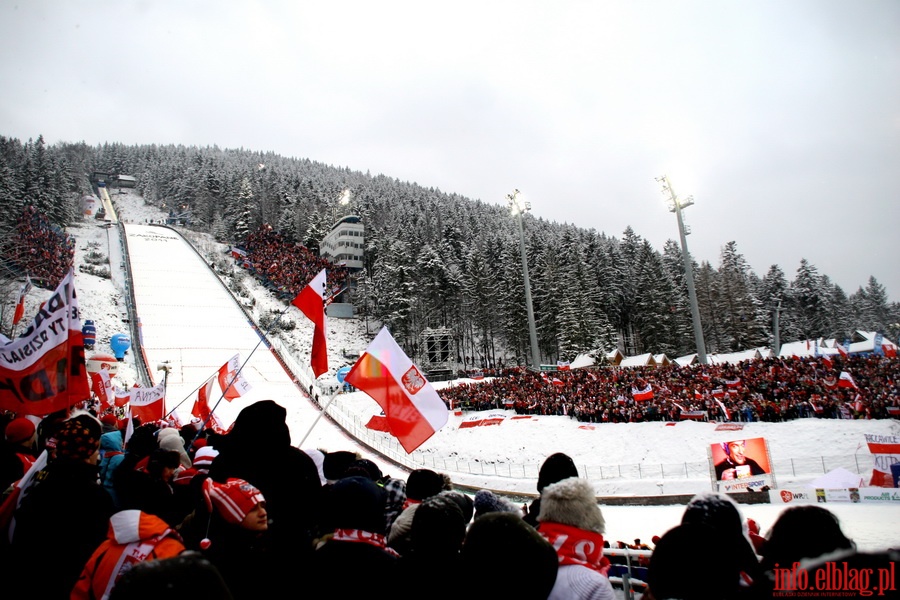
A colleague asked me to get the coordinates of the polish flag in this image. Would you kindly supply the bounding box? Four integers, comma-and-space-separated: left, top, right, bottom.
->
714, 397, 731, 421
725, 378, 741, 388
884, 345, 897, 359
12, 275, 31, 325
129, 381, 166, 425
711, 387, 726, 398
344, 327, 449, 453
822, 355, 833, 369
291, 269, 328, 378
217, 353, 253, 400
90, 368, 112, 410
192, 376, 216, 422
631, 384, 654, 401
838, 371, 858, 390
836, 343, 849, 358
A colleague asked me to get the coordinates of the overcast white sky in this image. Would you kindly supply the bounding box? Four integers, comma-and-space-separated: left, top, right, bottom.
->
2, 1, 898, 300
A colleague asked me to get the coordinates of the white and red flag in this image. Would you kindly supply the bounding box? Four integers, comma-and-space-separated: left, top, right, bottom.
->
192, 375, 216, 422
835, 343, 849, 358
217, 353, 253, 400
0, 269, 90, 416
838, 371, 858, 390
291, 269, 328, 378
344, 327, 449, 453
11, 275, 31, 326
90, 368, 113, 410
631, 384, 654, 401
128, 381, 166, 425
884, 345, 897, 359
714, 397, 731, 421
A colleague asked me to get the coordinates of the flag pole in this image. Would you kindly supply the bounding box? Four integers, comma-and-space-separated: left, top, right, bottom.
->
187, 296, 303, 448
296, 391, 340, 449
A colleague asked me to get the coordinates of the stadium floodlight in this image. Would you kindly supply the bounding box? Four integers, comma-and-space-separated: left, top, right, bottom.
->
506, 189, 541, 371
657, 175, 708, 365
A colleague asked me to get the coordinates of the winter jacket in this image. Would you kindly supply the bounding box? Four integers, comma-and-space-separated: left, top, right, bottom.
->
9, 459, 115, 599
548, 564, 617, 600
72, 510, 185, 600
98, 431, 125, 509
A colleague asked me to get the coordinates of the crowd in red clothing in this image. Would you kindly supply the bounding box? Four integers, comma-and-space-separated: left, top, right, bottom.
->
8, 205, 75, 289
239, 225, 350, 301
440, 354, 900, 424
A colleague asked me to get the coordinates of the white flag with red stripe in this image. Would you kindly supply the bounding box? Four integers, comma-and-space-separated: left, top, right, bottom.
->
631, 384, 654, 401
217, 353, 253, 400
344, 327, 449, 453
714, 397, 731, 420
90, 368, 113, 410
291, 269, 328, 378
838, 371, 858, 389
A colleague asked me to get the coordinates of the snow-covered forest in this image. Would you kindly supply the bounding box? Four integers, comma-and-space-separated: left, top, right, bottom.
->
1, 135, 898, 367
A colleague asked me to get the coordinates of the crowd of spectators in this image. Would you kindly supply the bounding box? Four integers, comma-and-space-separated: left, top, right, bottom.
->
8, 205, 75, 289
238, 224, 350, 302
440, 354, 900, 424
3, 406, 892, 599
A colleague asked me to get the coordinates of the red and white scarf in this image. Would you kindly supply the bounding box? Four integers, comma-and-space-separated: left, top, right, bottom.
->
332, 528, 400, 557
539, 522, 611, 575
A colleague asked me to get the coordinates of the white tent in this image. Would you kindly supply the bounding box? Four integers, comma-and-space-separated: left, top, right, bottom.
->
570, 353, 596, 369
806, 467, 866, 489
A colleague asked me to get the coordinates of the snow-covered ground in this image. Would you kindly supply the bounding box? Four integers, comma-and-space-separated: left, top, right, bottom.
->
37, 190, 899, 553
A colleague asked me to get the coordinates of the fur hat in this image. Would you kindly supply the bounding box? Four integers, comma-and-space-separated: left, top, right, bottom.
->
203, 478, 265, 525
405, 469, 445, 501
474, 489, 521, 519
5, 417, 36, 445
55, 413, 102, 461
537, 452, 579, 492
537, 476, 605, 534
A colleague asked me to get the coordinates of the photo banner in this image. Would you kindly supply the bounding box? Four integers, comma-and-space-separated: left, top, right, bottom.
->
709, 436, 776, 493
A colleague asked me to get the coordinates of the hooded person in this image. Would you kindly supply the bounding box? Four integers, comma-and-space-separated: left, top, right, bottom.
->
524, 452, 579, 527
681, 491, 762, 591
72, 509, 186, 600
8, 411, 115, 599
644, 523, 745, 600
387, 468, 448, 555
98, 428, 126, 509
313, 476, 399, 597
537, 476, 615, 600
157, 427, 192, 469
461, 511, 559, 600
398, 492, 468, 598
207, 400, 322, 564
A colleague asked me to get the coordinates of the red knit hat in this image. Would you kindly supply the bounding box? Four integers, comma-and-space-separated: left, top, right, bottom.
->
203, 478, 265, 525
5, 417, 36, 445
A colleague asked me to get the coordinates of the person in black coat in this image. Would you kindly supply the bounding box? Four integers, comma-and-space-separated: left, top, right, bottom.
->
208, 400, 322, 563
523, 452, 579, 528
8, 412, 115, 599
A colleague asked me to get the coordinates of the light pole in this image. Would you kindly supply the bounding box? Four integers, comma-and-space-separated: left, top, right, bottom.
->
656, 175, 708, 364
507, 189, 541, 371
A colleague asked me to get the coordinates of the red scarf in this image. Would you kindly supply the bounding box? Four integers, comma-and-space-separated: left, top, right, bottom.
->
538, 522, 611, 575
332, 528, 400, 557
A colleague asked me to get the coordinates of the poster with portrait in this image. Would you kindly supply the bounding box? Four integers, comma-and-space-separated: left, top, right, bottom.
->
709, 437, 776, 493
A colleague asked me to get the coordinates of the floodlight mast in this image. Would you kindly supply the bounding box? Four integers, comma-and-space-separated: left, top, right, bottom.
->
657, 175, 708, 365
507, 189, 541, 371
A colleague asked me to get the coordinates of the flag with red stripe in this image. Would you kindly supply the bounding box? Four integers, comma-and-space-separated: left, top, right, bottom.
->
0, 269, 90, 415
291, 268, 328, 378
345, 327, 448, 453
